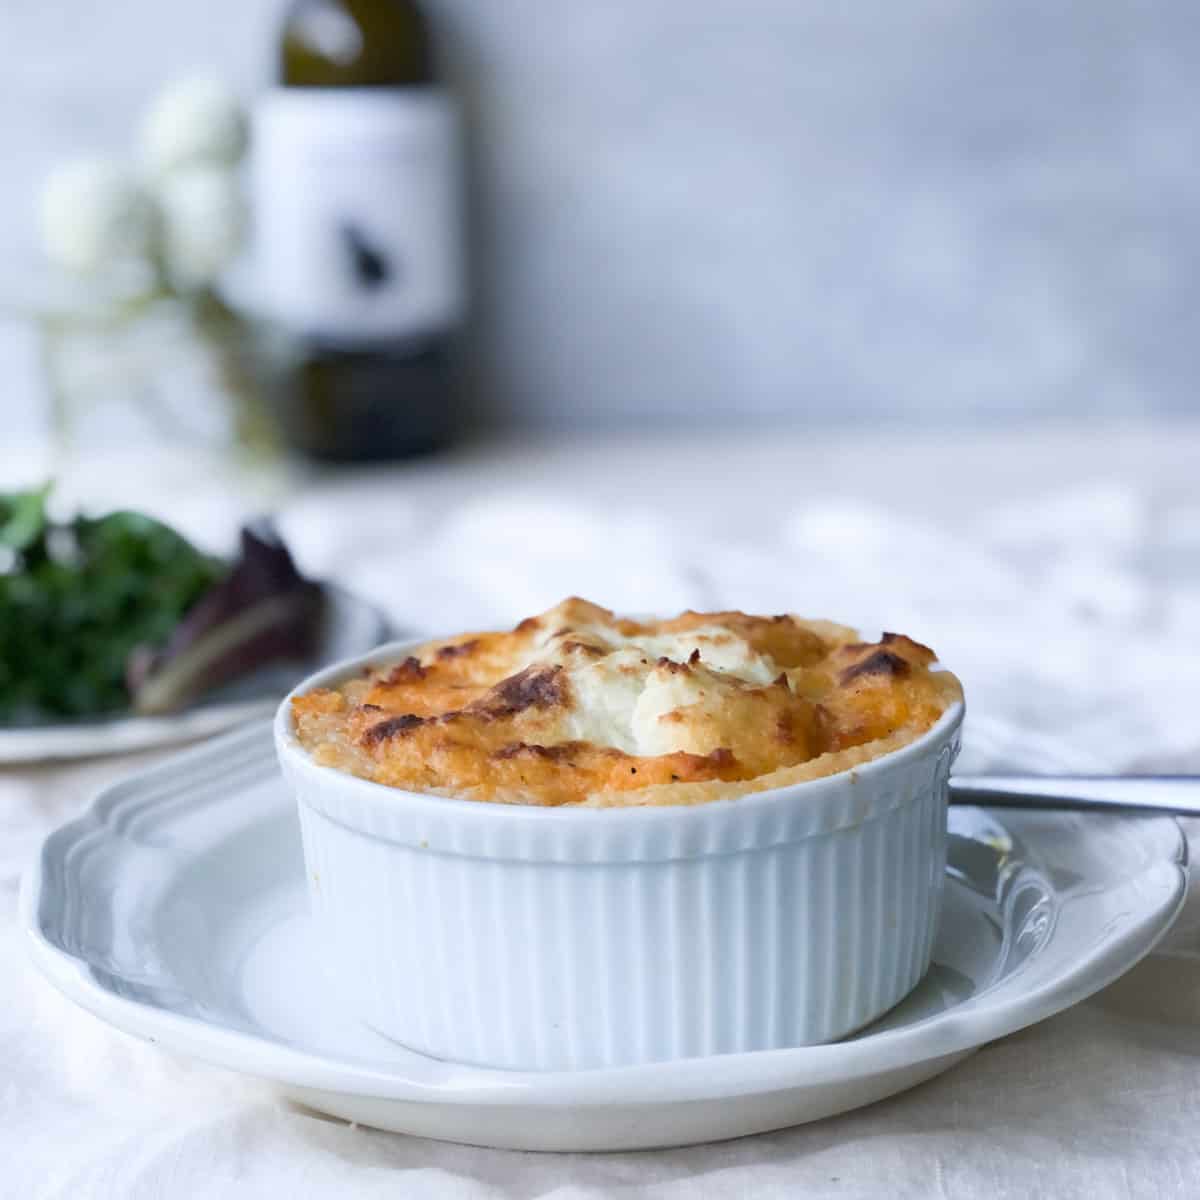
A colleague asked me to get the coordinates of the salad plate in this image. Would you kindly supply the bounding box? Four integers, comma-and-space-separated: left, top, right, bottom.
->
0, 585, 389, 764
22, 724, 1187, 1151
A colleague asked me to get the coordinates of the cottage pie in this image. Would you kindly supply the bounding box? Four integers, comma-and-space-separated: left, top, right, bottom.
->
291, 597, 961, 807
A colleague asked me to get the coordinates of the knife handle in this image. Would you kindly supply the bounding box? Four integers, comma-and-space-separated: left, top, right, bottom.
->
950, 775, 1200, 817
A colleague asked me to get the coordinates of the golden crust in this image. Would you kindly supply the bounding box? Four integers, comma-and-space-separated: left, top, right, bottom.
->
292, 597, 960, 807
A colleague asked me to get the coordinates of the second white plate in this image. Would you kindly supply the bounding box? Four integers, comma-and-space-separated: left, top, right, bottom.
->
23, 725, 1187, 1151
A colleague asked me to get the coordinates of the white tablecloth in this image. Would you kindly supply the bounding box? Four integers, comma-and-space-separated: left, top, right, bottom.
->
4, 423, 1200, 1198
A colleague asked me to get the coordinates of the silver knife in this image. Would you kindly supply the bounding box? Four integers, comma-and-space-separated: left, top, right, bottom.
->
950, 776, 1200, 817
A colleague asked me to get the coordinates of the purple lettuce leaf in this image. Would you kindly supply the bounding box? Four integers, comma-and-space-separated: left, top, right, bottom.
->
126, 521, 325, 715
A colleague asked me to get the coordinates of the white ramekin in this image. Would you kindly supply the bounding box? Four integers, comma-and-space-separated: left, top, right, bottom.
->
275, 641, 963, 1072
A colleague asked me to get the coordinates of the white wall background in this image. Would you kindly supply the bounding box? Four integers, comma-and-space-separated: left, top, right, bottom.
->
3, 1, 1197, 433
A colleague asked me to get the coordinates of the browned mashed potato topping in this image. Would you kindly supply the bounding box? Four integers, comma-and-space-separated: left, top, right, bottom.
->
292, 597, 961, 807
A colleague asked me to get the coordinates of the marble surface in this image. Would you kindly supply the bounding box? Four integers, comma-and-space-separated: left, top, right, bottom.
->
3, 1, 1199, 435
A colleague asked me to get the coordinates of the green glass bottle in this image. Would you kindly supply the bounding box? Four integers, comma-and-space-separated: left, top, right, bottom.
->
255, 0, 463, 460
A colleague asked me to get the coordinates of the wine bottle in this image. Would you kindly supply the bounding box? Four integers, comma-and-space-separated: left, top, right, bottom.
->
253, 0, 463, 461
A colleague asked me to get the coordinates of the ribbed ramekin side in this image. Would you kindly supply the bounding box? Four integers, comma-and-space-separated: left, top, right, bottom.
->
290, 725, 956, 1070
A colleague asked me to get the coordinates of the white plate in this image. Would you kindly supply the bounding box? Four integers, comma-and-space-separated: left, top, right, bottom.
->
0, 585, 389, 764
22, 726, 1187, 1152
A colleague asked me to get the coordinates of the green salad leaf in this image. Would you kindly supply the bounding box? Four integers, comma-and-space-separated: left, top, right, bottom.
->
0, 482, 51, 553
0, 485, 225, 721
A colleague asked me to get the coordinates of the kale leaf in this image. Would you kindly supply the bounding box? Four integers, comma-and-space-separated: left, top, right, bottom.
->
0, 486, 224, 721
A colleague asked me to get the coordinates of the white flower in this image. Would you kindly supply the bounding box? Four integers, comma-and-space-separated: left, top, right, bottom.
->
140, 76, 247, 175
157, 165, 246, 288
38, 157, 157, 274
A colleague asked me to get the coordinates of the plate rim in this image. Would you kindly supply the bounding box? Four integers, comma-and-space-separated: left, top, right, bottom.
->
20, 724, 1189, 1108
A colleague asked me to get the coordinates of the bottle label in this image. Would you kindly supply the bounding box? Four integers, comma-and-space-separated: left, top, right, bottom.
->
253, 87, 462, 343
